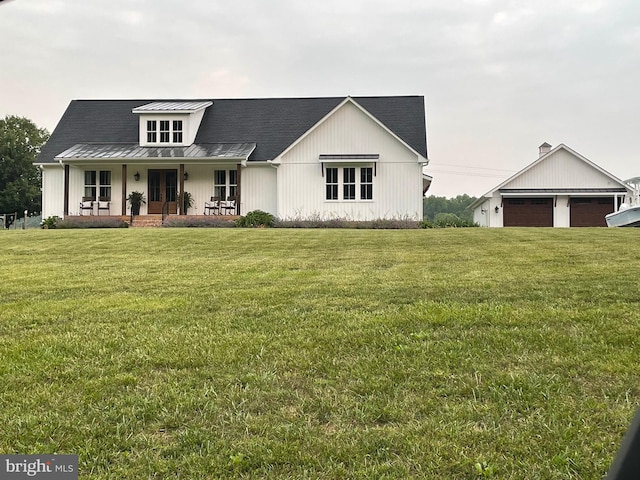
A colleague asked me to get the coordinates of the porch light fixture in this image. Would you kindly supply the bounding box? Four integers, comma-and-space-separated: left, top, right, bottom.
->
494, 206, 500, 213
183, 171, 189, 181
134, 171, 140, 182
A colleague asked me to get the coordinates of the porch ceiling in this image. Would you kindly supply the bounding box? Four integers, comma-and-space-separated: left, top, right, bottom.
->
55, 142, 256, 162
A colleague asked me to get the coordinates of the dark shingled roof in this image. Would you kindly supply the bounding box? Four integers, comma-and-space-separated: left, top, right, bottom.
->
37, 96, 427, 164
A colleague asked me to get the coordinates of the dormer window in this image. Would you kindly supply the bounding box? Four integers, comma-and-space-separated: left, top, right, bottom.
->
146, 119, 184, 144
173, 121, 183, 143
146, 121, 157, 142
133, 101, 213, 147
160, 121, 170, 142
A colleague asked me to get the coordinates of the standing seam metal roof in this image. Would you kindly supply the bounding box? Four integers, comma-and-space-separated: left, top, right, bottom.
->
55, 143, 256, 160
131, 101, 213, 112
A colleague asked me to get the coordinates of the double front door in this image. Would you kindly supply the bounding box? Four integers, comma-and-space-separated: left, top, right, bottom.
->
148, 169, 177, 214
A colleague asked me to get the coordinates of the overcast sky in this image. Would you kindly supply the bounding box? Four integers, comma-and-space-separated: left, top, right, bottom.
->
1, 0, 638, 197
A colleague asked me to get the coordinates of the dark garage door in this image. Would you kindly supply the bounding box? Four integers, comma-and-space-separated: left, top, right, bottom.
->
570, 197, 614, 227
503, 198, 553, 227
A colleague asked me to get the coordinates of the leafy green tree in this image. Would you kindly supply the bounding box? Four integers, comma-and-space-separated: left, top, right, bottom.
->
0, 115, 49, 215
423, 194, 477, 222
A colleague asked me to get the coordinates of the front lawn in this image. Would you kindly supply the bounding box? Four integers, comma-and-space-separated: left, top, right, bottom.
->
0, 228, 638, 478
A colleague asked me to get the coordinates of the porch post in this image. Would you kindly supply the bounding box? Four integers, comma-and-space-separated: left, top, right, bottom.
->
121, 164, 127, 216
236, 163, 241, 216
63, 164, 69, 216
179, 164, 185, 215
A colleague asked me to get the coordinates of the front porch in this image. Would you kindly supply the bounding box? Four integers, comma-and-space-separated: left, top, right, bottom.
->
57, 162, 245, 219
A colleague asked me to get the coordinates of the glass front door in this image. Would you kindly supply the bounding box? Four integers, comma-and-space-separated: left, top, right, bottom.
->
147, 169, 177, 214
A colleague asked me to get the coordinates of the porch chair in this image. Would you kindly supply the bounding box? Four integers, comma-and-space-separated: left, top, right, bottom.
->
79, 196, 94, 215
97, 197, 111, 216
221, 196, 236, 215
204, 196, 221, 215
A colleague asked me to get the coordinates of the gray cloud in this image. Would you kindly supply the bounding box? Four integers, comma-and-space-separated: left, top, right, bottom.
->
1, 0, 638, 196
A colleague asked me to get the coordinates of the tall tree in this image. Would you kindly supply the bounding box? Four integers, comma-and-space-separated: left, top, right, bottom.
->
0, 115, 49, 214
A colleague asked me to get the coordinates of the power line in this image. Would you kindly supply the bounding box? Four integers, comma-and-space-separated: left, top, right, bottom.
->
427, 162, 516, 173
426, 169, 510, 179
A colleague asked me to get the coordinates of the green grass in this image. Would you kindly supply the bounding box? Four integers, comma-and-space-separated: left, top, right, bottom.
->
1, 228, 639, 479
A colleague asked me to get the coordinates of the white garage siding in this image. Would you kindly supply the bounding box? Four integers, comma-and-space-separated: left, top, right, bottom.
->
506, 148, 625, 190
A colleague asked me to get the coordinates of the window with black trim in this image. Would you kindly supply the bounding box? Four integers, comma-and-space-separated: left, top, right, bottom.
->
173, 120, 183, 143
146, 120, 157, 143
343, 168, 356, 200
360, 167, 373, 200
325, 166, 374, 201
229, 170, 237, 198
326, 168, 338, 200
84, 171, 96, 200
214, 169, 238, 200
84, 170, 112, 200
159, 121, 170, 142
99, 171, 112, 200
146, 119, 184, 144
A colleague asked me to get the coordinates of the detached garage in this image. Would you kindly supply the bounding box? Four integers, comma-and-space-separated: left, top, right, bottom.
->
471, 143, 635, 228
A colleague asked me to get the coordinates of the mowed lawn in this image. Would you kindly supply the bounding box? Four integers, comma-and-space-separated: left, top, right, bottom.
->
1, 227, 639, 479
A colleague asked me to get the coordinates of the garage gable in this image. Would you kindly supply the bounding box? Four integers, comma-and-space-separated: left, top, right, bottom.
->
502, 145, 624, 190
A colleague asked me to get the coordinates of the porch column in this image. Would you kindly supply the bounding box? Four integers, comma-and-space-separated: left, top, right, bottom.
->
179, 164, 185, 215
236, 163, 241, 215
121, 164, 127, 216
63, 164, 69, 216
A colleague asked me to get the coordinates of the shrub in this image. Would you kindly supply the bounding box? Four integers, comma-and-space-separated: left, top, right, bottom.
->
235, 210, 275, 228
418, 219, 434, 229
274, 217, 422, 229
55, 218, 129, 229
41, 216, 60, 229
434, 213, 478, 228
162, 217, 236, 228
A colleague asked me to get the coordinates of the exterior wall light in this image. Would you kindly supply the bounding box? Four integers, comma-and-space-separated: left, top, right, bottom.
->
134, 172, 140, 182
495, 206, 500, 213
183, 171, 189, 181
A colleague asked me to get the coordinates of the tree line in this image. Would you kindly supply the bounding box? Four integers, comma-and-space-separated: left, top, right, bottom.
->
0, 115, 49, 216
423, 194, 477, 227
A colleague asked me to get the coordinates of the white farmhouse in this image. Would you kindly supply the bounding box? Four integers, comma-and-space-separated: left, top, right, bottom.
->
35, 96, 430, 223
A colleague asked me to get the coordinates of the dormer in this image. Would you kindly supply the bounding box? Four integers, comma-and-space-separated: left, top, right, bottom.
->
132, 101, 213, 147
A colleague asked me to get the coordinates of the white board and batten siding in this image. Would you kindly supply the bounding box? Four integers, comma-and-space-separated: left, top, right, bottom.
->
41, 165, 65, 219
275, 100, 424, 221
505, 148, 623, 190
241, 164, 277, 216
